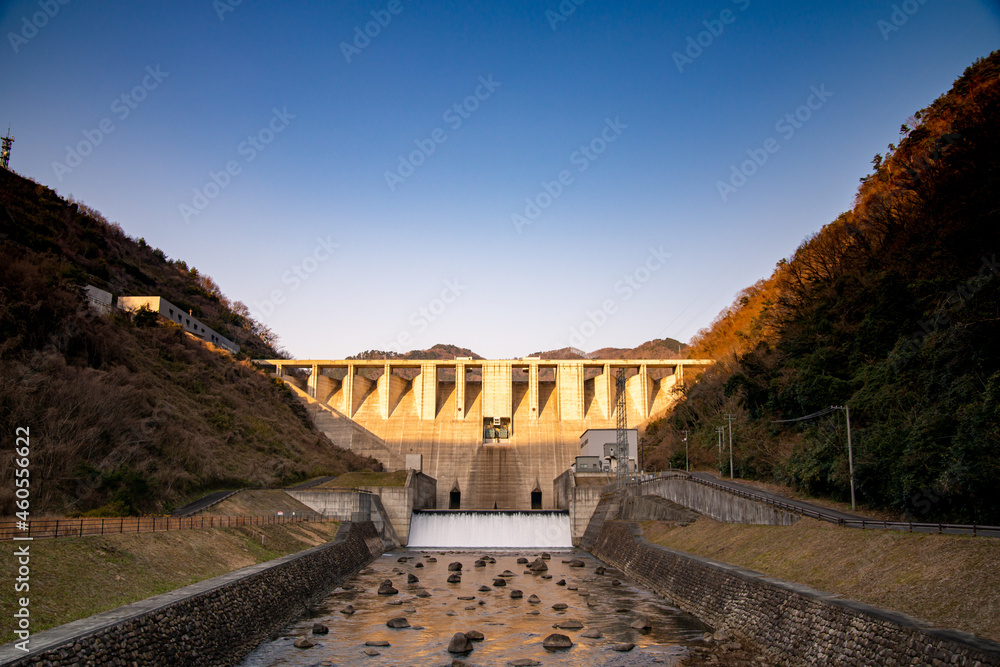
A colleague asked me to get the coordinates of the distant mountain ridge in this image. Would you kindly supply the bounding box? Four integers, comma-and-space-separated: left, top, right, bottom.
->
348, 338, 688, 361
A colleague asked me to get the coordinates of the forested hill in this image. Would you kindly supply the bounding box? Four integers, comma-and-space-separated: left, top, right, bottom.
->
0, 168, 379, 516
643, 51, 1000, 524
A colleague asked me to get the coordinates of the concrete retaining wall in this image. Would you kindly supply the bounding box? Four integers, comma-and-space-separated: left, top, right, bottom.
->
629, 475, 799, 525
0, 522, 385, 667
290, 471, 435, 545
589, 521, 1000, 667
286, 490, 400, 547
617, 494, 700, 523
553, 471, 607, 544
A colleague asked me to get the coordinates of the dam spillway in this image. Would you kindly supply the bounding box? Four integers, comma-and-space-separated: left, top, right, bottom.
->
407, 510, 573, 548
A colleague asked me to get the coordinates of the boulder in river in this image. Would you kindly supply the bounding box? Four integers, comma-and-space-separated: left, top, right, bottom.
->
377, 580, 398, 595
527, 594, 541, 604
448, 562, 463, 571
386, 617, 410, 628
293, 637, 314, 649
447, 632, 473, 653
447, 573, 462, 583
407, 573, 419, 584
465, 630, 485, 641
311, 623, 329, 635
542, 633, 573, 649
630, 615, 651, 631
509, 589, 523, 599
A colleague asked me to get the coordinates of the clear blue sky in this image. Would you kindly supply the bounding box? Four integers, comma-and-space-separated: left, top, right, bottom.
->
2, 0, 998, 359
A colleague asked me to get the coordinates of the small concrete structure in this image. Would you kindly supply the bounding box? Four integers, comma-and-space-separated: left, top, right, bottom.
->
84, 285, 113, 315
289, 470, 435, 545
118, 295, 238, 353
579, 428, 638, 472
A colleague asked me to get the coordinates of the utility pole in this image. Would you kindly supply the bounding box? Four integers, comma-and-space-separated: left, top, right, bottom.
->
715, 426, 724, 473
614, 367, 628, 490
833, 405, 856, 511
724, 413, 734, 479
682, 430, 690, 472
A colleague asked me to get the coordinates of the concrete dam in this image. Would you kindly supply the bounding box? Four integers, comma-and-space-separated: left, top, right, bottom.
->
261, 357, 711, 513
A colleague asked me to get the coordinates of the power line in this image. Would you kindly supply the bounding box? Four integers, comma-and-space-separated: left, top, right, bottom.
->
771, 404, 856, 511
770, 406, 839, 423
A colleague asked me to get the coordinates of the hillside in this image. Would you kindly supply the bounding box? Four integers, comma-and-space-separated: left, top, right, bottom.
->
526, 338, 689, 360
348, 343, 483, 360
0, 168, 379, 516
643, 52, 1000, 523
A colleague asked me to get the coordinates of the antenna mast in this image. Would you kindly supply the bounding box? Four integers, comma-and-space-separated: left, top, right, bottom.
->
1, 126, 14, 170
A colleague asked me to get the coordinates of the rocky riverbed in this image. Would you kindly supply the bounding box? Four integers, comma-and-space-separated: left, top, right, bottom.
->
238, 548, 762, 666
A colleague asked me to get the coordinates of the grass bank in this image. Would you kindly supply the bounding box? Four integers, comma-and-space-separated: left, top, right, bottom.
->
640, 517, 1000, 642
318, 470, 408, 488
0, 520, 339, 645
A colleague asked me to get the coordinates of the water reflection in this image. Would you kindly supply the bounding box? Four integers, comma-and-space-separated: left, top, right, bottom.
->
239, 548, 714, 667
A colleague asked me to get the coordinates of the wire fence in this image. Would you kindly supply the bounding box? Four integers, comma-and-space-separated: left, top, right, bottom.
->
0, 512, 333, 541
606, 470, 1000, 537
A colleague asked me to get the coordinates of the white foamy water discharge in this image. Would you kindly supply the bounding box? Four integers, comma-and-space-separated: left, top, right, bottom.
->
407, 510, 573, 548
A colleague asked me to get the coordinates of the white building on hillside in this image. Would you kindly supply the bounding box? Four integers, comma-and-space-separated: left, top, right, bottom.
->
117, 296, 239, 353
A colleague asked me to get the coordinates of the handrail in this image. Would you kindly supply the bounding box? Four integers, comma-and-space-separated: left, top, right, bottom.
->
605, 470, 999, 537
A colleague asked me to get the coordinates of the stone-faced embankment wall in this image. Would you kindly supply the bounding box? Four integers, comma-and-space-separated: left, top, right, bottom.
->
589, 520, 1000, 667
0, 522, 385, 667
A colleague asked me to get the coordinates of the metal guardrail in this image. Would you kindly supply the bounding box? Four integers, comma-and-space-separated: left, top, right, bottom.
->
606, 470, 999, 537
0, 513, 333, 541
173, 488, 244, 517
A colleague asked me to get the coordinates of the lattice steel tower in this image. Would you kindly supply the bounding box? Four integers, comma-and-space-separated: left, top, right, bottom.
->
614, 367, 629, 489
0, 126, 13, 170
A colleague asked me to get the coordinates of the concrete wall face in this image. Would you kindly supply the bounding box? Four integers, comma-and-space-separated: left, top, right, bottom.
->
554, 471, 614, 543
271, 359, 710, 511
290, 473, 436, 546
589, 521, 1000, 667
630, 477, 799, 525
0, 522, 384, 667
